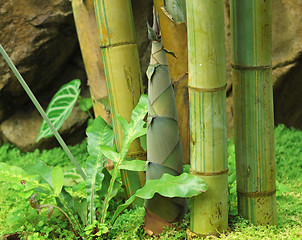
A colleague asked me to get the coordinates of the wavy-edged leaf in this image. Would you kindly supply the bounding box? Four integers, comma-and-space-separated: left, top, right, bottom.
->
112, 173, 207, 223
85, 116, 114, 224
51, 166, 64, 195
37, 79, 81, 142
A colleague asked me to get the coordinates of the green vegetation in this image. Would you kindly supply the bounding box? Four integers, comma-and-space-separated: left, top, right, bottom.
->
0, 124, 301, 239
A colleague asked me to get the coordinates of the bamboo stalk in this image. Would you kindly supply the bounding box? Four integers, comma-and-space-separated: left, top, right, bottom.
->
93, 0, 146, 200
145, 16, 186, 235
186, 0, 228, 236
71, 0, 111, 124
153, 0, 190, 165
230, 0, 277, 225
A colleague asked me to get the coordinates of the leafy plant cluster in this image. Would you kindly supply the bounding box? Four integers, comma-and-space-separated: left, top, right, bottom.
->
0, 80, 207, 239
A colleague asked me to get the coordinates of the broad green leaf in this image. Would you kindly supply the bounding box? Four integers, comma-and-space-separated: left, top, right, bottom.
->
85, 116, 114, 224
0, 162, 51, 192
74, 197, 88, 226
79, 97, 93, 111
119, 160, 147, 171
37, 79, 81, 142
100, 145, 120, 163
163, 0, 186, 24
24, 161, 53, 186
51, 166, 64, 195
112, 173, 207, 223
115, 114, 129, 138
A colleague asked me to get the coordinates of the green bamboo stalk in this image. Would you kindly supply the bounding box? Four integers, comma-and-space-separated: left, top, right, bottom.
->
145, 16, 186, 235
0, 44, 86, 180
186, 0, 228, 236
71, 0, 111, 124
93, 0, 145, 200
230, 0, 277, 225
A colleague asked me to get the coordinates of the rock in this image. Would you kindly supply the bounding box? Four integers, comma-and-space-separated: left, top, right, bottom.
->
0, 48, 89, 152
0, 101, 89, 152
0, 0, 77, 122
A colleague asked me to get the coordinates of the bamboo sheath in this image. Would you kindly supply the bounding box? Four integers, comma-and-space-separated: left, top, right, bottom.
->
145, 31, 186, 235
71, 0, 111, 123
230, 0, 277, 225
186, 0, 228, 236
93, 0, 146, 199
153, 0, 190, 165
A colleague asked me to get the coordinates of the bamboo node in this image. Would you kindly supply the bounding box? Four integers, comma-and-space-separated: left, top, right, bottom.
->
237, 189, 276, 198
190, 168, 228, 176
188, 84, 227, 93
127, 151, 146, 159
100, 41, 136, 49
231, 63, 272, 70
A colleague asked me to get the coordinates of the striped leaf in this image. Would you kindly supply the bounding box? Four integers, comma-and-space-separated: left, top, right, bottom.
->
37, 79, 81, 142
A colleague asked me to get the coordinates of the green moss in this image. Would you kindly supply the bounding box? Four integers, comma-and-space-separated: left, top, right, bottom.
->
0, 125, 301, 239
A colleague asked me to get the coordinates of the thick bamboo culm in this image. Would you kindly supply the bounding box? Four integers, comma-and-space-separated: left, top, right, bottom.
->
71, 0, 111, 124
93, 0, 145, 199
186, 0, 228, 236
230, 0, 277, 225
153, 0, 190, 165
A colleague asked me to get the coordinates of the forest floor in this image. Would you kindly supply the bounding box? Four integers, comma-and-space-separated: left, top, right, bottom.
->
0, 124, 301, 239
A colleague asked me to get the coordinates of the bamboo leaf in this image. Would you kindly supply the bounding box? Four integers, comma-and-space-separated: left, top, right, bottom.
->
119, 160, 147, 171
140, 134, 147, 151
51, 166, 64, 195
37, 79, 81, 142
100, 145, 119, 163
112, 173, 207, 223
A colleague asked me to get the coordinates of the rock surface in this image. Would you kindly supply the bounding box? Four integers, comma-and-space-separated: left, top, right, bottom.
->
0, 0, 78, 122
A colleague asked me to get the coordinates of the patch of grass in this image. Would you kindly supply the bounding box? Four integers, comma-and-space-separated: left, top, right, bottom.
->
0, 124, 301, 239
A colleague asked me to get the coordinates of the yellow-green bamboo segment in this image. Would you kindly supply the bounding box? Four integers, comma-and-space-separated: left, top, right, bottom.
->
230, 0, 277, 225
154, 0, 190, 165
145, 20, 186, 235
186, 0, 228, 236
93, 0, 145, 199
71, 0, 111, 124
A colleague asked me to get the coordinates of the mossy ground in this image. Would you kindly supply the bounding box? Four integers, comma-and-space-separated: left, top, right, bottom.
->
0, 124, 301, 239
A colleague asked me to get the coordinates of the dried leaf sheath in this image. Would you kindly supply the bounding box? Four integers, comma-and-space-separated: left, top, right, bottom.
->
153, 0, 190, 165
145, 22, 186, 234
230, 0, 277, 225
93, 0, 145, 199
186, 0, 228, 236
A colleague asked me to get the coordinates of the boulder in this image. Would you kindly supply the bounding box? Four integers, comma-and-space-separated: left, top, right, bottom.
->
0, 0, 77, 122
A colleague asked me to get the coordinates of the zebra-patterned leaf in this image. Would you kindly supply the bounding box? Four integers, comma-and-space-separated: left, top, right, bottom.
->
37, 79, 81, 142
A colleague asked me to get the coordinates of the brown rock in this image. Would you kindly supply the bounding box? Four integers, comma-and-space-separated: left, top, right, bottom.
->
0, 102, 89, 152
0, 0, 77, 122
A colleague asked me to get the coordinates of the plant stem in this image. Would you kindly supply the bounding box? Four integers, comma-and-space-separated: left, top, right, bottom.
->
0, 44, 86, 180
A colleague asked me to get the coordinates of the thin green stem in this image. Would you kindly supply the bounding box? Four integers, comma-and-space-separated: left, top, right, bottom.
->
57, 195, 83, 233
0, 44, 86, 180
